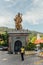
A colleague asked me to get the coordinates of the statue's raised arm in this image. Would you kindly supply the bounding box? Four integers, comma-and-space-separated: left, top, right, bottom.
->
14, 13, 22, 30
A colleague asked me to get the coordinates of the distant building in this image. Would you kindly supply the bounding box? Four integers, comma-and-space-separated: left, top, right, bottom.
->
34, 34, 43, 44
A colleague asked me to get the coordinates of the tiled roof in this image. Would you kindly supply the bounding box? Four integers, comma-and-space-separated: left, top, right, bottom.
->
34, 39, 43, 44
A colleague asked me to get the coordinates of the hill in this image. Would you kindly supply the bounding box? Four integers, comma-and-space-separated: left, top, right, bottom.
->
0, 27, 43, 36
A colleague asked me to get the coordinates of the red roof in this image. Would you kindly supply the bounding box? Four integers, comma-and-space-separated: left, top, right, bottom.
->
34, 39, 43, 44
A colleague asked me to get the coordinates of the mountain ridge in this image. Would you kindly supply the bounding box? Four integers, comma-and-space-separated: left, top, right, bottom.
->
0, 27, 43, 35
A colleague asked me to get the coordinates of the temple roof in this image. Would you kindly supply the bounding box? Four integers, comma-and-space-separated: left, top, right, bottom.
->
8, 29, 29, 34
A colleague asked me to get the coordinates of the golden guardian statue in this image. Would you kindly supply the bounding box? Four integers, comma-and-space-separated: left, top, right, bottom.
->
14, 13, 22, 30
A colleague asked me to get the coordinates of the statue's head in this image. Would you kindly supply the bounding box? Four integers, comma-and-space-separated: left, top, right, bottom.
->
18, 12, 20, 16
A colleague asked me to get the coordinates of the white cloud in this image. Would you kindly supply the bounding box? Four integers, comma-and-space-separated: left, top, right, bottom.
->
0, 16, 9, 26
23, 12, 37, 24
32, 0, 43, 8
4, 0, 17, 3
0, 16, 15, 28
4, 0, 11, 2
23, 0, 43, 25
23, 11, 43, 25
0, 16, 10, 26
33, 0, 39, 4
4, 0, 18, 7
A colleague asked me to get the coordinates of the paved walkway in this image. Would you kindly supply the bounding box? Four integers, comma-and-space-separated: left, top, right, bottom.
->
0, 51, 43, 65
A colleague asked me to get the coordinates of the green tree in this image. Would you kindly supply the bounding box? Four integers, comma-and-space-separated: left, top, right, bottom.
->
1, 31, 9, 46
25, 42, 36, 51
31, 36, 36, 43
40, 43, 43, 49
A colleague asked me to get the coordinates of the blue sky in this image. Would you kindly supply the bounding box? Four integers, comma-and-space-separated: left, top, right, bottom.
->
0, 0, 43, 33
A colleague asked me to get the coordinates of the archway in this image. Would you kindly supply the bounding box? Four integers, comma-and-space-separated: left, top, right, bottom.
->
14, 40, 22, 53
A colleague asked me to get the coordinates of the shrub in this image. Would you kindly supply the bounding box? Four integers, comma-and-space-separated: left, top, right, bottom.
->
25, 42, 36, 51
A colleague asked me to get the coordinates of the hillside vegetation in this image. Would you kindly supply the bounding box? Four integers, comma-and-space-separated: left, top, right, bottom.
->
0, 27, 43, 38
